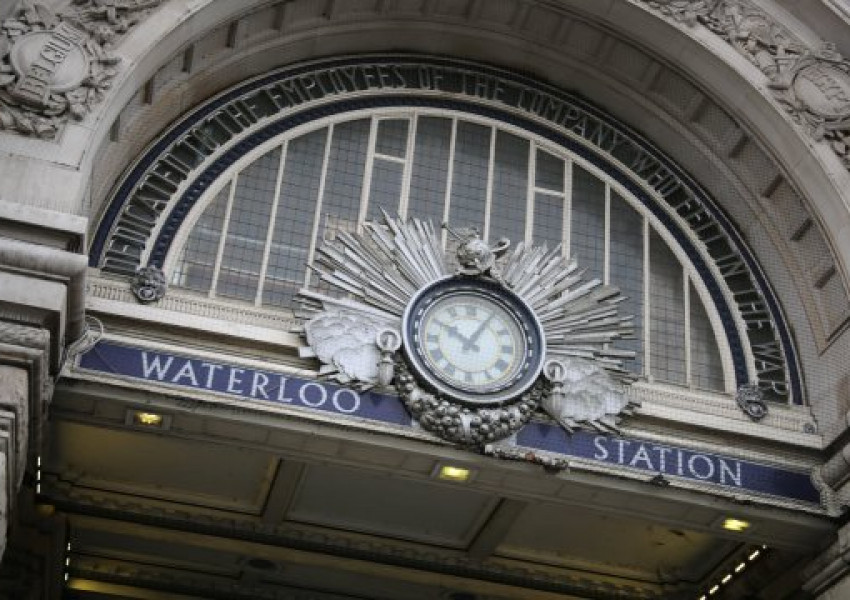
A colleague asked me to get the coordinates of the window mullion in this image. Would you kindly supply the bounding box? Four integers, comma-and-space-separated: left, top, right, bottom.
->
209, 175, 238, 298
304, 124, 335, 287
563, 159, 573, 258
255, 141, 288, 305
524, 143, 536, 245
398, 113, 417, 219
684, 270, 692, 388
643, 217, 652, 380
440, 118, 458, 249
482, 126, 496, 242
604, 183, 611, 285
357, 116, 379, 231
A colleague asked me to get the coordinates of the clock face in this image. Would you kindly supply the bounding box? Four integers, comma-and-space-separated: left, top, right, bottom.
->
402, 277, 544, 405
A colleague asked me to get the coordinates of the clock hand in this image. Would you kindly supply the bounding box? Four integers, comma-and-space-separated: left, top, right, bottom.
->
434, 318, 481, 352
434, 319, 474, 345
463, 312, 494, 351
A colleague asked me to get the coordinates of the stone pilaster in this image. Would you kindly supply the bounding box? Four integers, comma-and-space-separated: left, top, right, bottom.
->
0, 201, 87, 565
802, 520, 850, 597
0, 366, 28, 561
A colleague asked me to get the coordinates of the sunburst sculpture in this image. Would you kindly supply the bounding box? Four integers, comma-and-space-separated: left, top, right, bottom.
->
296, 211, 638, 445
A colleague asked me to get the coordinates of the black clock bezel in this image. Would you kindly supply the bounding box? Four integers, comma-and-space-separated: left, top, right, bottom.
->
401, 276, 545, 406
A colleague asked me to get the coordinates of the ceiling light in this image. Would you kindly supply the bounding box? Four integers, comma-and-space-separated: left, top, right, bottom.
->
748, 549, 760, 561
134, 412, 164, 427
722, 518, 750, 532
721, 574, 732, 584
735, 562, 746, 573
436, 464, 472, 483
709, 584, 719, 595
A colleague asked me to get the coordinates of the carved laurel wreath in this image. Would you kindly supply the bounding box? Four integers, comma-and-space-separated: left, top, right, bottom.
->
395, 360, 543, 445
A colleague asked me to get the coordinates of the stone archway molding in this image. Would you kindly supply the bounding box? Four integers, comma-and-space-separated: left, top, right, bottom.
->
1, 0, 848, 172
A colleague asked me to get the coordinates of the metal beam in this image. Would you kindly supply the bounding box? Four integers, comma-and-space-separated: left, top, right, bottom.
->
467, 498, 527, 561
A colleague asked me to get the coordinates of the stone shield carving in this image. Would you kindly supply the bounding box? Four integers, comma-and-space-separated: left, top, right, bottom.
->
0, 0, 163, 138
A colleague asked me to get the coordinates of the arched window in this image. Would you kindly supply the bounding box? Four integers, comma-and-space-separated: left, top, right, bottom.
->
167, 110, 728, 393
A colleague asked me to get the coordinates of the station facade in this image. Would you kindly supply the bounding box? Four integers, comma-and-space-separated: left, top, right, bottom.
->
2, 1, 850, 598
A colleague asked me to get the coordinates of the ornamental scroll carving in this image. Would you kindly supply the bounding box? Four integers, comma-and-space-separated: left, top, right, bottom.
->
638, 0, 850, 169
0, 0, 163, 138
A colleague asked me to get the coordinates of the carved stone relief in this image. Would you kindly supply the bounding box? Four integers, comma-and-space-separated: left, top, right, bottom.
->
636, 0, 850, 169
0, 0, 163, 138
131, 265, 167, 303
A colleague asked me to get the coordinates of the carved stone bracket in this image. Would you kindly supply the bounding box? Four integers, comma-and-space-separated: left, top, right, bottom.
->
131, 265, 167, 303
735, 383, 768, 420
0, 0, 164, 138
636, 0, 850, 170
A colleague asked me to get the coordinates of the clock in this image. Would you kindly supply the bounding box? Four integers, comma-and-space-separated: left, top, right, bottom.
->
402, 277, 545, 406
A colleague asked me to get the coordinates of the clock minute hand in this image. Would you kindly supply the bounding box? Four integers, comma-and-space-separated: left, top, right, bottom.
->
463, 312, 494, 351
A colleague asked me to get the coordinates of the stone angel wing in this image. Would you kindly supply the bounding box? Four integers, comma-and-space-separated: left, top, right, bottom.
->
300, 311, 384, 388
540, 357, 638, 433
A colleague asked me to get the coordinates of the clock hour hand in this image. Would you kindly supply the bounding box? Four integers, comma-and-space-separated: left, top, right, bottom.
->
434, 318, 479, 352
434, 319, 470, 342
463, 312, 494, 351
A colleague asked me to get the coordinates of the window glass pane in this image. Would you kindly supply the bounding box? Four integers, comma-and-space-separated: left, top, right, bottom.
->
569, 165, 605, 280
263, 129, 328, 307
690, 281, 725, 391
316, 119, 370, 239
375, 119, 409, 158
531, 192, 563, 250
448, 121, 490, 231
609, 193, 644, 374
368, 158, 403, 218
408, 117, 451, 225
489, 130, 527, 244
216, 146, 281, 302
535, 149, 564, 192
172, 185, 229, 293
649, 228, 686, 384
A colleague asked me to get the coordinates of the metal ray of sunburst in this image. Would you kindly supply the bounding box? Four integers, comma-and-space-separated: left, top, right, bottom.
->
294, 212, 449, 388
501, 241, 636, 380
299, 211, 449, 322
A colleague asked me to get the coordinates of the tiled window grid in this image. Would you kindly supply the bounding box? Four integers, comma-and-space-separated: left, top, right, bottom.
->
172, 112, 727, 392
